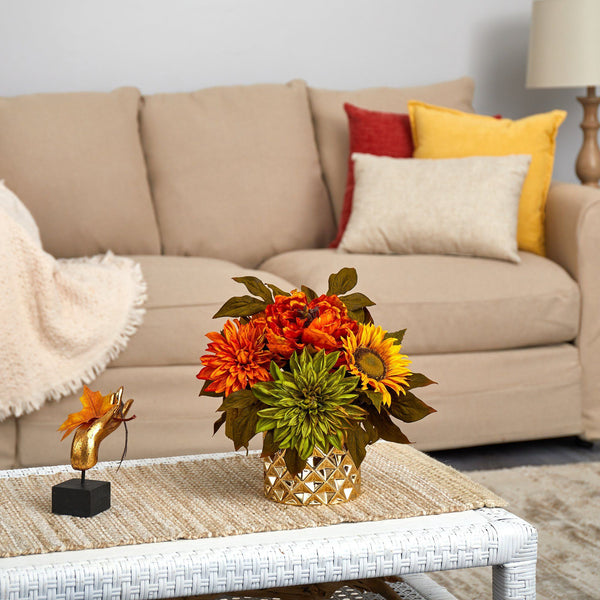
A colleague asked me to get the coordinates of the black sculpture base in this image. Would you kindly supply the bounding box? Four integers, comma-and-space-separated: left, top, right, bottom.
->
52, 478, 111, 517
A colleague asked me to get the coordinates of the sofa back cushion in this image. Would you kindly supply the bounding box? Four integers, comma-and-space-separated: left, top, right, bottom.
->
140, 80, 335, 268
308, 77, 475, 224
0, 87, 160, 257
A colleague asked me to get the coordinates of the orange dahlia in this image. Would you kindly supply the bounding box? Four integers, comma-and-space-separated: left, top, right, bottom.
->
197, 318, 272, 397
264, 291, 358, 361
343, 324, 412, 406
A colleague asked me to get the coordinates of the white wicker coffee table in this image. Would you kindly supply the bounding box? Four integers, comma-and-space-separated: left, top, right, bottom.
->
0, 487, 536, 600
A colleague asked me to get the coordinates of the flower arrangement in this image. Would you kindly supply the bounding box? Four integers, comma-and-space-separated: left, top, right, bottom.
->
198, 268, 436, 476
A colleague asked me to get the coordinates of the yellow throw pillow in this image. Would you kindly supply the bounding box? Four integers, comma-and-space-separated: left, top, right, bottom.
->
408, 101, 566, 256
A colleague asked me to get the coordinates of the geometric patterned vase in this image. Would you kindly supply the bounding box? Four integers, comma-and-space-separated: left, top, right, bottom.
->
263, 446, 361, 506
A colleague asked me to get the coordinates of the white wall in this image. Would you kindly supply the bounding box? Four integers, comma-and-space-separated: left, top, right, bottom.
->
0, 0, 582, 182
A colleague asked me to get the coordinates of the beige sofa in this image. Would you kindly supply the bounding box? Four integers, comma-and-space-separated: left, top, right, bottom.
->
0, 77, 598, 469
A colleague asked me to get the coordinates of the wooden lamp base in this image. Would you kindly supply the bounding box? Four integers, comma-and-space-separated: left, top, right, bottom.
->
576, 86, 600, 187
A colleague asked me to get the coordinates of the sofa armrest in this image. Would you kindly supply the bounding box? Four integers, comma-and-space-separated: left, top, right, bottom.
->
546, 182, 600, 279
545, 181, 600, 439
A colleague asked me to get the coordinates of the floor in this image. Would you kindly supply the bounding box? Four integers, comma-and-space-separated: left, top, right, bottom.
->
427, 436, 600, 471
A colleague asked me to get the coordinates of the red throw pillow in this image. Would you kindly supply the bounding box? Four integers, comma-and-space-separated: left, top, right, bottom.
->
330, 103, 414, 248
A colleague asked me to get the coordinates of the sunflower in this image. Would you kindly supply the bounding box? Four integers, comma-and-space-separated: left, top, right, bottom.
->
342, 324, 412, 406
197, 318, 272, 397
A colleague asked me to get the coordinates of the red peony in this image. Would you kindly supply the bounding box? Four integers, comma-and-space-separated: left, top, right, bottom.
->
264, 291, 358, 361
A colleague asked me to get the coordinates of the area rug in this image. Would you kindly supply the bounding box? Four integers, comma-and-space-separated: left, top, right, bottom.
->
429, 461, 600, 600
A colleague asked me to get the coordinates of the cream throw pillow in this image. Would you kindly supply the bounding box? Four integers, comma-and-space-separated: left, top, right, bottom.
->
339, 154, 531, 263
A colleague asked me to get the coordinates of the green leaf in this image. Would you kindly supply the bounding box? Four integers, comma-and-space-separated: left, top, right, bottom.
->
367, 407, 411, 444
260, 429, 279, 457
345, 426, 370, 468
213, 412, 226, 435
363, 418, 379, 444
407, 372, 437, 389
363, 307, 375, 325
283, 447, 307, 476
225, 408, 238, 441
301, 285, 318, 301
231, 405, 260, 451
347, 308, 365, 323
384, 329, 406, 344
266, 283, 290, 297
199, 378, 221, 398
217, 389, 257, 411
232, 276, 274, 304
213, 296, 268, 319
388, 391, 437, 423
339, 292, 375, 312
327, 267, 358, 296
355, 390, 370, 406
365, 390, 384, 412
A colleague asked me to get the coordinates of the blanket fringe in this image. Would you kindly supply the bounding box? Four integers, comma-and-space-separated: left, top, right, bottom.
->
4, 253, 147, 419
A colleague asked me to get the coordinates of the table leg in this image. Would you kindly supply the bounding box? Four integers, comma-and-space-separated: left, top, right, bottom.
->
492, 560, 536, 600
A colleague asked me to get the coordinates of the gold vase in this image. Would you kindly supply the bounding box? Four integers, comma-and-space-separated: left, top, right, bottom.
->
263, 446, 360, 506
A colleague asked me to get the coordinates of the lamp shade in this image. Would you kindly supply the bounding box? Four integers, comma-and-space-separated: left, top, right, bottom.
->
527, 0, 600, 88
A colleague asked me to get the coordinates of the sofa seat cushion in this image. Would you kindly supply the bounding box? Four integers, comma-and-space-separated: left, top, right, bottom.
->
0, 88, 160, 257
140, 80, 335, 268
111, 256, 295, 368
260, 249, 580, 354
0, 418, 16, 469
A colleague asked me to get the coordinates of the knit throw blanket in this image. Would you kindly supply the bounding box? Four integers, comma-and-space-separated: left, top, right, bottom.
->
0, 183, 146, 420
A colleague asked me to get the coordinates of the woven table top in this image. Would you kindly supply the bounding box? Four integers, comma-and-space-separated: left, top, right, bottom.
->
0, 442, 506, 558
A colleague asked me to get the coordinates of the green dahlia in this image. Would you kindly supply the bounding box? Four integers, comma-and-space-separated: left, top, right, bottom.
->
254, 349, 366, 460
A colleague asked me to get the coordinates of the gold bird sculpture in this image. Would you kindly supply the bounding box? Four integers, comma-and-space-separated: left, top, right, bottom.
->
70, 387, 135, 471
